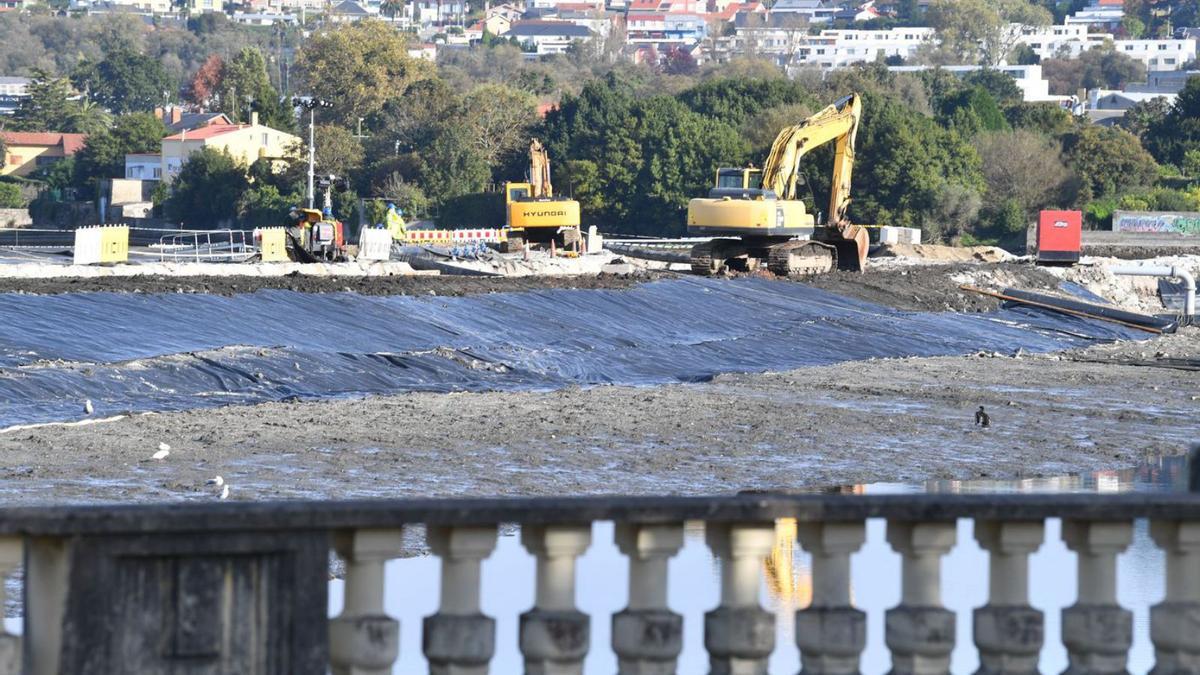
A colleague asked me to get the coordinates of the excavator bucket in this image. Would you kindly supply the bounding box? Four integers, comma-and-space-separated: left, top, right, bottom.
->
815, 224, 869, 272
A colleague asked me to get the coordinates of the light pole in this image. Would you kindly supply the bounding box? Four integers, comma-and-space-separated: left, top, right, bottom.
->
292, 96, 333, 209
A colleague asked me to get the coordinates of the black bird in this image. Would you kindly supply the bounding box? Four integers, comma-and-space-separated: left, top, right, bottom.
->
975, 406, 990, 428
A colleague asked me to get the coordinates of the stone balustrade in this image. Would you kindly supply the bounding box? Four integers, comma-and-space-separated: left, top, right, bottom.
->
2, 492, 1200, 673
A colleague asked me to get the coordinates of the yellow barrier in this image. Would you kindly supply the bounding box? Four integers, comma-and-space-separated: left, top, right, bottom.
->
99, 225, 128, 263
73, 225, 129, 265
258, 227, 289, 262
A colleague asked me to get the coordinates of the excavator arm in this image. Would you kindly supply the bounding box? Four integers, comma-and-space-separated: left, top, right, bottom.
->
528, 139, 553, 199
759, 94, 868, 271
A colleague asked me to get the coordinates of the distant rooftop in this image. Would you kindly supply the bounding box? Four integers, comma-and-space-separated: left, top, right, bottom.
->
506, 20, 592, 37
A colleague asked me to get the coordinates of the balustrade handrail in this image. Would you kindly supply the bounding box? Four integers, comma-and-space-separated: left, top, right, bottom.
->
4, 491, 1200, 535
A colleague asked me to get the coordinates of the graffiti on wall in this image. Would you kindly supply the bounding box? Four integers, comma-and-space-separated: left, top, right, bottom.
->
1112, 211, 1200, 235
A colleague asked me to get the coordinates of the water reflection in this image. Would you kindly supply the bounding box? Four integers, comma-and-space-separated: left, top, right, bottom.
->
331, 455, 1185, 674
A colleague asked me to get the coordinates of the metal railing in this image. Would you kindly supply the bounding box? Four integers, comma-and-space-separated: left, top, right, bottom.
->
156, 229, 256, 263
2, 489, 1200, 673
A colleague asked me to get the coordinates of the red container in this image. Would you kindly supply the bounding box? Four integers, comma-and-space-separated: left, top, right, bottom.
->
1037, 210, 1081, 264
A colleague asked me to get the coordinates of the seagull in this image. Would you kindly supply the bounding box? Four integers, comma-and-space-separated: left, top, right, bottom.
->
219, 484, 230, 500
83, 399, 93, 415
151, 443, 170, 460
205, 476, 224, 487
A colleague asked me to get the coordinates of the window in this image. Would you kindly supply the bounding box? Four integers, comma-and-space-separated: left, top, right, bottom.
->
1166, 58, 1176, 64
262, 133, 269, 146
1158, 44, 1167, 50
34, 155, 58, 167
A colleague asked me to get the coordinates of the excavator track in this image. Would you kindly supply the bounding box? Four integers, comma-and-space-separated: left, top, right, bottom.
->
690, 240, 723, 276
766, 240, 836, 277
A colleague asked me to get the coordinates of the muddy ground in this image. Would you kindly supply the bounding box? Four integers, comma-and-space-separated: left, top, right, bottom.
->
804, 262, 1064, 312
1, 329, 1195, 504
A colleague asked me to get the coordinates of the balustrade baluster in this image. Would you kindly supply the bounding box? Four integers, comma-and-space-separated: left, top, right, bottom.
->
705, 522, 776, 675
1061, 520, 1133, 675
612, 522, 685, 675
795, 521, 867, 675
424, 526, 499, 675
885, 520, 957, 675
329, 528, 405, 675
973, 520, 1045, 675
520, 524, 593, 675
0, 537, 19, 675
1149, 520, 1200, 675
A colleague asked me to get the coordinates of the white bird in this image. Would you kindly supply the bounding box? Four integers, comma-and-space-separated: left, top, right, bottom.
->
219, 484, 230, 500
83, 399, 93, 415
205, 476, 224, 487
151, 444, 170, 461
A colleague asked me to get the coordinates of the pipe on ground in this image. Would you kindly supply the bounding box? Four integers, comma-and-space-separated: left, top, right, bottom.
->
1109, 265, 1195, 317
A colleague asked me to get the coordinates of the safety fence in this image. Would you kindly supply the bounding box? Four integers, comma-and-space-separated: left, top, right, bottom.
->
156, 229, 255, 263
1, 491, 1199, 673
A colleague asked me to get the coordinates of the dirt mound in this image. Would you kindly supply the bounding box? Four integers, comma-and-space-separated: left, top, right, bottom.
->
874, 243, 1016, 263
803, 262, 1060, 312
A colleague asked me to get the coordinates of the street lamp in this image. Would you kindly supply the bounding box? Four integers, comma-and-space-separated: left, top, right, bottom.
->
292, 96, 333, 209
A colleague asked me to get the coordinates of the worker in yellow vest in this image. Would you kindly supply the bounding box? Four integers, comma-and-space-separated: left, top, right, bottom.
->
385, 203, 406, 242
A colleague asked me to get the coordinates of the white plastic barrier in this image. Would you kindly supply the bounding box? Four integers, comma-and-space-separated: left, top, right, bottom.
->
73, 225, 129, 265
879, 226, 921, 245
358, 227, 394, 262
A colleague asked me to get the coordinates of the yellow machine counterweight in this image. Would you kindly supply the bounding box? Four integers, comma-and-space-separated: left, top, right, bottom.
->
686, 93, 870, 277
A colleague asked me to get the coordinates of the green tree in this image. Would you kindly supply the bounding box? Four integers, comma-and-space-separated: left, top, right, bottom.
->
10, 69, 107, 133
939, 86, 1010, 136
217, 48, 293, 131
678, 77, 811, 127
306, 124, 365, 182
238, 183, 300, 228
847, 90, 985, 236
1004, 102, 1074, 136
973, 129, 1074, 218
1063, 125, 1158, 200
72, 48, 175, 114
72, 112, 167, 192
923, 0, 1001, 64
1119, 95, 1172, 143
165, 147, 249, 228
1143, 76, 1200, 167
1042, 45, 1146, 95
460, 83, 538, 169
293, 20, 433, 128
0, 183, 24, 208
419, 124, 491, 206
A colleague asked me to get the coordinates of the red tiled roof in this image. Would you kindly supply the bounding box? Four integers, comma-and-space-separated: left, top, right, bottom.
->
1, 131, 87, 154
162, 124, 248, 141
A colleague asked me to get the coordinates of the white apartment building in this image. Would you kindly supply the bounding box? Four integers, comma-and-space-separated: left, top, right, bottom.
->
798, 27, 935, 67
124, 153, 163, 181
1112, 39, 1197, 71
889, 64, 1072, 105
1012, 22, 1111, 60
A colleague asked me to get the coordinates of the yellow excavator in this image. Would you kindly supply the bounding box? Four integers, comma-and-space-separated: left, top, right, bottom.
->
504, 139, 581, 252
686, 93, 870, 277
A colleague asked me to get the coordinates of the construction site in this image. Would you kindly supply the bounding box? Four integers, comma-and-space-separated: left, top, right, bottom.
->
1, 95, 1198, 503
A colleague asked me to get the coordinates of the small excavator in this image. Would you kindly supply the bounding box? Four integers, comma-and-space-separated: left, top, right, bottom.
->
503, 139, 582, 252
686, 93, 870, 277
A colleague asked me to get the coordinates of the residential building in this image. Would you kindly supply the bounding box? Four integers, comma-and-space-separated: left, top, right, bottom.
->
627, 12, 706, 46
160, 113, 299, 181
231, 11, 300, 24
0, 132, 87, 178
328, 0, 374, 21
1112, 38, 1197, 71
768, 0, 834, 23
1011, 22, 1110, 60
1064, 0, 1123, 30
0, 0, 27, 10
155, 108, 234, 134
0, 77, 29, 116
888, 64, 1072, 105
503, 20, 593, 54
124, 153, 163, 181
408, 43, 439, 61
1125, 70, 1200, 95
799, 26, 934, 67
1088, 89, 1177, 111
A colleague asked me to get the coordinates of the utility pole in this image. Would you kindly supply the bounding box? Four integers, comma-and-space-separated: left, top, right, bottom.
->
292, 96, 333, 209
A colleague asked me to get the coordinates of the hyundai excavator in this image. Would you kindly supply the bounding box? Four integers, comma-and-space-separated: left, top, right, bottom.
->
503, 139, 581, 252
686, 93, 870, 277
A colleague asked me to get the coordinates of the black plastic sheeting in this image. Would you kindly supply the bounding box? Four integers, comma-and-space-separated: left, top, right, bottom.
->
0, 277, 1147, 427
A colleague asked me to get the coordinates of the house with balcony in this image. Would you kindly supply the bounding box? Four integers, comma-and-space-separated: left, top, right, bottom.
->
1112, 38, 1197, 71
0, 132, 87, 178
1064, 0, 1123, 30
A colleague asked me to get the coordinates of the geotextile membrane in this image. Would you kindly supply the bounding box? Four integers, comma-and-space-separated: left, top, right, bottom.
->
0, 277, 1146, 427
